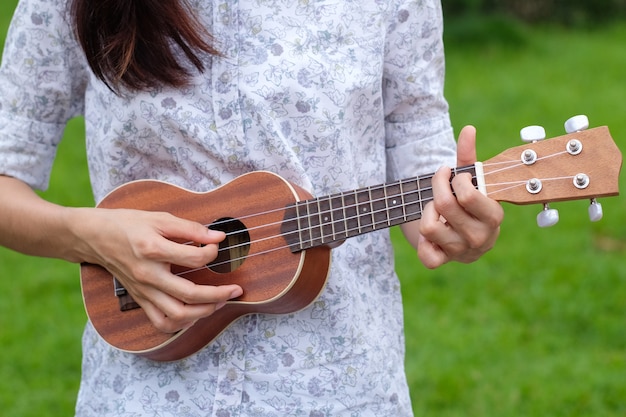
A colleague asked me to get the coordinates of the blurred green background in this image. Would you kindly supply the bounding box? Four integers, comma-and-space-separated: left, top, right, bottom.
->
1, 1, 625, 416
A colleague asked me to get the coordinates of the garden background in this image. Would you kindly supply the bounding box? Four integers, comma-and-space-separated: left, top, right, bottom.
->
1, 0, 625, 415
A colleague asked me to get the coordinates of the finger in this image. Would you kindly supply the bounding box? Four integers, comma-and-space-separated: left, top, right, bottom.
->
134, 281, 243, 333
419, 195, 448, 242
430, 166, 467, 226
156, 213, 227, 268
417, 232, 447, 269
121, 253, 244, 306
417, 202, 449, 269
453, 125, 503, 226
420, 197, 469, 255
136, 295, 215, 334
134, 295, 196, 334
156, 212, 226, 245
135, 260, 242, 304
159, 275, 244, 306
154, 238, 223, 269
456, 125, 477, 167
434, 173, 499, 251
426, 169, 494, 254
451, 173, 504, 228
135, 213, 226, 268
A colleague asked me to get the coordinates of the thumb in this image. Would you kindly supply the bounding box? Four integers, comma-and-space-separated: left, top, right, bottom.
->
456, 125, 477, 167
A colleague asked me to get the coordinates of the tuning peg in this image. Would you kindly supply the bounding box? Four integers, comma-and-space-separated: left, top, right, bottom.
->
588, 198, 603, 222
520, 125, 546, 143
564, 115, 589, 133
537, 203, 559, 228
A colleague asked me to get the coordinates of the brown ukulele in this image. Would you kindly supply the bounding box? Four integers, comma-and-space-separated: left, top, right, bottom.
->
80, 123, 622, 361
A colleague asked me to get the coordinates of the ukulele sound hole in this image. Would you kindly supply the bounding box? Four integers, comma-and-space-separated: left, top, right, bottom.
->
207, 218, 250, 273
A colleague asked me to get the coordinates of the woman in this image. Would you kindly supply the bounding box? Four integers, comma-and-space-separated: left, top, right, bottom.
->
0, 0, 502, 415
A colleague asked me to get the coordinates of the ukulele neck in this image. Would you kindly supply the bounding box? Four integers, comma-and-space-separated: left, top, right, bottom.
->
281, 163, 484, 252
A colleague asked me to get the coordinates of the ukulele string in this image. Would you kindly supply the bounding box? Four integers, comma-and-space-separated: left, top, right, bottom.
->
478, 150, 572, 196
192, 164, 476, 234
175, 192, 438, 276
204, 153, 566, 252
177, 178, 533, 275
175, 170, 458, 275
179, 165, 478, 253
480, 149, 569, 177
175, 153, 574, 277
200, 165, 478, 238
186, 149, 566, 248
228, 173, 569, 257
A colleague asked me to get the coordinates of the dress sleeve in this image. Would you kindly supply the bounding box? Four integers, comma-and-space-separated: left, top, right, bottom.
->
0, 0, 88, 190
383, 0, 456, 181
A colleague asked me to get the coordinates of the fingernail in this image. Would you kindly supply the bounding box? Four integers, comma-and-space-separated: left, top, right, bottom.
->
230, 288, 243, 299
207, 229, 226, 239
215, 301, 227, 310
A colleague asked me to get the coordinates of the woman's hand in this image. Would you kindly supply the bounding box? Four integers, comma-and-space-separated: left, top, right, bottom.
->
402, 125, 504, 268
0, 175, 241, 334
73, 208, 243, 333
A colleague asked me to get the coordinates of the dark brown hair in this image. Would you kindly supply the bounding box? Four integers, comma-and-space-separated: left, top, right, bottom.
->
70, 0, 220, 92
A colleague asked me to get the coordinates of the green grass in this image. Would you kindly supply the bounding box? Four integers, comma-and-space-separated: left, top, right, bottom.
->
1, 2, 625, 416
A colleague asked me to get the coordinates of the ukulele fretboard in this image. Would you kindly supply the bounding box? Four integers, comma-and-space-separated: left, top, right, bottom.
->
281, 165, 478, 252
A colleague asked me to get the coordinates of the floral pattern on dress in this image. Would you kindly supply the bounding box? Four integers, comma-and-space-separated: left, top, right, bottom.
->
0, 0, 456, 416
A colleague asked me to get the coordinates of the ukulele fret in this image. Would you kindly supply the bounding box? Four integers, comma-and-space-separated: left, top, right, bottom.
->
416, 176, 426, 220
395, 177, 423, 223
383, 186, 391, 227
340, 192, 350, 239
296, 201, 311, 251
370, 185, 388, 230
316, 198, 325, 244
317, 197, 332, 244
399, 180, 408, 222
343, 190, 358, 238
383, 181, 406, 226
369, 187, 377, 229
356, 188, 374, 234
308, 199, 323, 247
328, 194, 346, 240
327, 197, 336, 240
352, 189, 362, 234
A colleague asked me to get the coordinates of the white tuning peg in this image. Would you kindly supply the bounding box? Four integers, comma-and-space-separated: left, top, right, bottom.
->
588, 198, 603, 222
520, 125, 546, 143
564, 115, 589, 133
537, 204, 559, 228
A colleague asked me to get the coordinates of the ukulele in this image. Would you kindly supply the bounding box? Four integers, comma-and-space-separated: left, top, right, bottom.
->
80, 124, 622, 361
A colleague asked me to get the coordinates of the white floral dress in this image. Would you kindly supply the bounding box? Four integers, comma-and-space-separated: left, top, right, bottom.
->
0, 0, 456, 415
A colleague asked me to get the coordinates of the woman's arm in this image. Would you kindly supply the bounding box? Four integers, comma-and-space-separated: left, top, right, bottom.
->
0, 175, 242, 332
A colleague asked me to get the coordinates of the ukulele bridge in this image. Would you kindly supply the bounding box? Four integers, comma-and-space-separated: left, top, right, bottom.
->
113, 278, 140, 311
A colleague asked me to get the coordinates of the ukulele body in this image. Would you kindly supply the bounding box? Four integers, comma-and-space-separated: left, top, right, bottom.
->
80, 171, 332, 361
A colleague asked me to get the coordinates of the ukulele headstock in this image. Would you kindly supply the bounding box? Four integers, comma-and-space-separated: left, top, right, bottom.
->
480, 117, 622, 227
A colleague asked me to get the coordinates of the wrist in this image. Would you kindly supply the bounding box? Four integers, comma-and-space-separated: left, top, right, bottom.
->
59, 207, 100, 264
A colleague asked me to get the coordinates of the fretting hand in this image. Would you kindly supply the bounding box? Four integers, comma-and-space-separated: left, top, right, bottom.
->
402, 126, 504, 268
